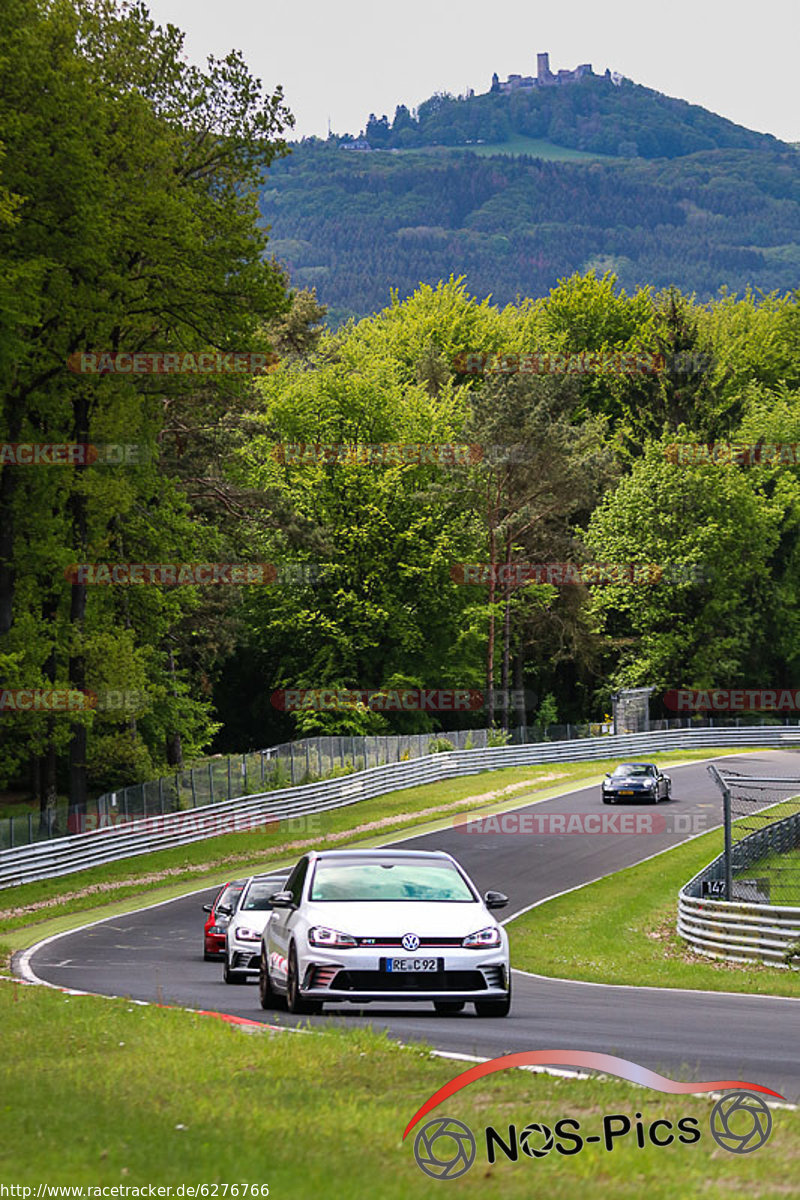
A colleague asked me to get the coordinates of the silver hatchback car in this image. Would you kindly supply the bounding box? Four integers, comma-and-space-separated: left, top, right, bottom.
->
258, 848, 511, 1016
223, 871, 289, 984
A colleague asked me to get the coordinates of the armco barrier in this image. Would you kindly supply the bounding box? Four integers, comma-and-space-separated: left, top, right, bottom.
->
677, 810, 800, 967
3, 725, 800, 888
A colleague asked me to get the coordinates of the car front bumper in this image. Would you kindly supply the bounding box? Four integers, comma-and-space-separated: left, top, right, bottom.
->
228, 940, 262, 973
296, 947, 510, 1002
603, 787, 657, 802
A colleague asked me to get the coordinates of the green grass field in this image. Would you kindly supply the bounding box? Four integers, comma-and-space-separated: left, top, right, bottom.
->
2, 745, 797, 1197
738, 845, 800, 907
0, 981, 796, 1197
509, 825, 800, 997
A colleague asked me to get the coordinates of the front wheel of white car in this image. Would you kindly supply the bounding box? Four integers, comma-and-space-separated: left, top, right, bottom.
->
474, 976, 511, 1017
224, 955, 245, 984
286, 944, 323, 1015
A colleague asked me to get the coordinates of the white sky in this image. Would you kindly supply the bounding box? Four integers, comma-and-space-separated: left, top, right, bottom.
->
144, 0, 799, 144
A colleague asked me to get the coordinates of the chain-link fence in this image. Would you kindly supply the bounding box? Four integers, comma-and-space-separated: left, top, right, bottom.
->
3, 714, 799, 852
707, 765, 800, 906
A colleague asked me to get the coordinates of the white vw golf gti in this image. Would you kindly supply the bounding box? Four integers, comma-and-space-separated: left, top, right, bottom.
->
258, 848, 511, 1016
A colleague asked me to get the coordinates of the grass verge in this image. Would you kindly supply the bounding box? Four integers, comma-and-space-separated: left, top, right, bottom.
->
0, 749, 753, 962
508, 826, 800, 998
0, 981, 795, 1197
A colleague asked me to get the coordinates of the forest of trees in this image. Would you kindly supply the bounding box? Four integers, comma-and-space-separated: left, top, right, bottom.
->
2, 1, 800, 821
262, 142, 800, 325
359, 75, 785, 158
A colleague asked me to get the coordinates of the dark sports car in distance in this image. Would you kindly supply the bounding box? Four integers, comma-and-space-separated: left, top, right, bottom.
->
203, 879, 245, 960
601, 762, 671, 804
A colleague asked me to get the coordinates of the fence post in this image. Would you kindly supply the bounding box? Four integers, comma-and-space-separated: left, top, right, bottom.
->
9, 817, 13, 849
227, 756, 232, 800
242, 753, 248, 794
290, 746, 296, 785
159, 777, 165, 814
190, 768, 196, 807
209, 762, 214, 804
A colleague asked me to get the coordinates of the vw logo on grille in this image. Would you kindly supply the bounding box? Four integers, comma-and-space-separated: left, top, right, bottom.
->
402, 932, 420, 951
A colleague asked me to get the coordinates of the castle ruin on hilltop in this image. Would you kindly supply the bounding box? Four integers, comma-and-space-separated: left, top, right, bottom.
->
491, 52, 622, 93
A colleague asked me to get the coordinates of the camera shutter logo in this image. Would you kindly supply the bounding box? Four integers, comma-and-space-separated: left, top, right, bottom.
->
520, 1122, 555, 1158
413, 1117, 476, 1180
402, 932, 420, 951
709, 1092, 773, 1153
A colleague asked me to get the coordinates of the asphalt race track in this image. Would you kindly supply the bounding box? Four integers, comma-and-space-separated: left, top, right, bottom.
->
24, 751, 800, 1101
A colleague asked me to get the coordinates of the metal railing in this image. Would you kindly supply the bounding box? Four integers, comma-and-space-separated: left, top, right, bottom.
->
681, 820, 800, 969
3, 715, 795, 851
4, 724, 800, 889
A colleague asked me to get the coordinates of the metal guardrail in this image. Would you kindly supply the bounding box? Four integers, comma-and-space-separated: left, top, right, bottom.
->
677, 810, 800, 967
3, 725, 800, 889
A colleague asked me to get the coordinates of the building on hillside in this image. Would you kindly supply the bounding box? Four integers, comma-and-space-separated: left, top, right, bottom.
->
492, 51, 595, 93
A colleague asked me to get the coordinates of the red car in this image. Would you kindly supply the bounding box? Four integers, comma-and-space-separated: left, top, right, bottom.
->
203, 879, 245, 960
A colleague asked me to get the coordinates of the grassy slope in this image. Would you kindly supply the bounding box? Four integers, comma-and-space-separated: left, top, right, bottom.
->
0, 982, 796, 1197
508, 826, 800, 997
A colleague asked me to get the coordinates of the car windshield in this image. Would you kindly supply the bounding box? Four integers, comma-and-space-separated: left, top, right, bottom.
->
309, 860, 476, 903
612, 764, 655, 777
241, 882, 279, 911
217, 884, 243, 910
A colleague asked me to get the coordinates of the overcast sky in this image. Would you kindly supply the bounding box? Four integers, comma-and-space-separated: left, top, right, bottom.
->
144, 0, 799, 144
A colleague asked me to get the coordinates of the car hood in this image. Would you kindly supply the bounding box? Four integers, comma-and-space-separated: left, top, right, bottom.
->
300, 901, 496, 938
231, 910, 273, 933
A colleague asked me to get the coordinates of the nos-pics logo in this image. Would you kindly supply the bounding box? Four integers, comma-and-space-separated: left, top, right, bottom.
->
404, 1052, 781, 1180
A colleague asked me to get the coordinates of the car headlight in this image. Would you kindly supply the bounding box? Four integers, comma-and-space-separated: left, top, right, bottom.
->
308, 926, 357, 948
643, 779, 655, 788
235, 926, 262, 942
462, 926, 502, 949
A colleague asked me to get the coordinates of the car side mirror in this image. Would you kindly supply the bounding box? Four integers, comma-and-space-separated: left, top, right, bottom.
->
270, 890, 294, 908
485, 890, 508, 910
202, 904, 212, 913
216, 904, 232, 916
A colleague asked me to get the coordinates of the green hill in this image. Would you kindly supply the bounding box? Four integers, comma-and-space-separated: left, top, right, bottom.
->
260, 79, 799, 324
